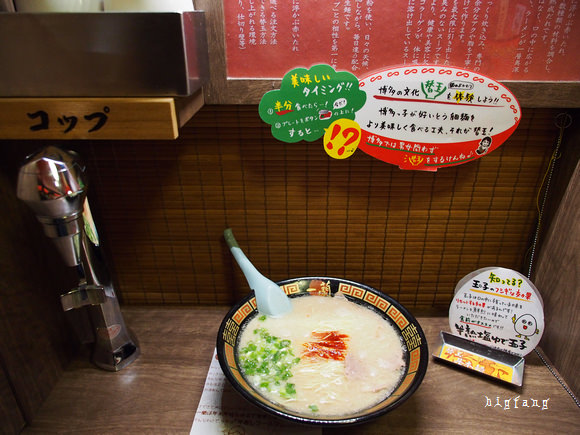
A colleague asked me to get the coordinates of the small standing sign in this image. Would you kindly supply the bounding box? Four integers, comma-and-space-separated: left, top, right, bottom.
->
433, 267, 545, 386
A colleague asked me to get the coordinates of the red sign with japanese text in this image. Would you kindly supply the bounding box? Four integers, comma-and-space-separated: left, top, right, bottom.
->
225, 0, 580, 81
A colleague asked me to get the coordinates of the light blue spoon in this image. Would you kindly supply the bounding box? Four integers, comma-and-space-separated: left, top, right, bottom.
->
224, 228, 292, 317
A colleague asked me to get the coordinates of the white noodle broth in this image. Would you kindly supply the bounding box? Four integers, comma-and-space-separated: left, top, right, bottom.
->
237, 292, 406, 417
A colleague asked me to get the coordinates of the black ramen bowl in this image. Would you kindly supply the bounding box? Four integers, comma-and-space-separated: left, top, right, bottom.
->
216, 277, 429, 426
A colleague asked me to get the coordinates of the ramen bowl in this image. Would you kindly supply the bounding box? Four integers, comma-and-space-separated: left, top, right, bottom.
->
216, 277, 429, 426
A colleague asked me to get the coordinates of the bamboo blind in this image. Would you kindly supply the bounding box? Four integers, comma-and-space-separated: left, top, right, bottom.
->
83, 106, 558, 313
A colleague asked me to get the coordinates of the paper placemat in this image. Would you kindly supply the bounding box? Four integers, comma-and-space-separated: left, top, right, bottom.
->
190, 349, 321, 435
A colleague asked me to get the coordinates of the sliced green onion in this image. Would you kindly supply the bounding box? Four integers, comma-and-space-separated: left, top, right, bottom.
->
239, 327, 301, 400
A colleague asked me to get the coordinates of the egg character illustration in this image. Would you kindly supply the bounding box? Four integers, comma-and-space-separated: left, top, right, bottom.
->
512, 314, 540, 340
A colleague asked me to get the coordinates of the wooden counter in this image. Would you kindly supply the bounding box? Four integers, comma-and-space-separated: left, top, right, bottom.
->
23, 307, 579, 434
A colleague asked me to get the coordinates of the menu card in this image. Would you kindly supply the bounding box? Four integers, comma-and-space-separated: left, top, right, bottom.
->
449, 267, 544, 357
190, 350, 321, 435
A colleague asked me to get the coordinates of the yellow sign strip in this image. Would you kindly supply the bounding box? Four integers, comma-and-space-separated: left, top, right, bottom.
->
470, 288, 531, 302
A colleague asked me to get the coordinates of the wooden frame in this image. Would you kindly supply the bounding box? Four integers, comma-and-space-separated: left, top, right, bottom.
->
0, 0, 15, 12
197, 0, 580, 107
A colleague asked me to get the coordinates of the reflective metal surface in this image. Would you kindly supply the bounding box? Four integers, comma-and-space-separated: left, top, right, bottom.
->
17, 146, 139, 371
0, 11, 208, 97
17, 147, 86, 266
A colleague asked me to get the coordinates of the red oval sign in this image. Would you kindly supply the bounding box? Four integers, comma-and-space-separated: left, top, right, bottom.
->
355, 65, 521, 171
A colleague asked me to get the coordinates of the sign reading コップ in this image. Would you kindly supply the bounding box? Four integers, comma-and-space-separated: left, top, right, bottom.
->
356, 66, 521, 171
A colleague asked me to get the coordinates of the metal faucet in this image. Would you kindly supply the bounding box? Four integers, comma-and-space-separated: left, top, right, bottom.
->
16, 146, 139, 371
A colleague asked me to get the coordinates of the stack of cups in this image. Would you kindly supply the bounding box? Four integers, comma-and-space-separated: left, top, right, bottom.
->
104, 1, 195, 11
14, 0, 195, 12
14, 0, 103, 11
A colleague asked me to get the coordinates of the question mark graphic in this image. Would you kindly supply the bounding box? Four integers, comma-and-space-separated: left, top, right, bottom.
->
340, 127, 360, 156
323, 119, 362, 159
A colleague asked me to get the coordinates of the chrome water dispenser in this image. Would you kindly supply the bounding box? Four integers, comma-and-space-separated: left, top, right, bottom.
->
17, 146, 139, 371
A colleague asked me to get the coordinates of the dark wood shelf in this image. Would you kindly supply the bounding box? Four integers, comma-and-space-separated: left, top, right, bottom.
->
23, 307, 580, 434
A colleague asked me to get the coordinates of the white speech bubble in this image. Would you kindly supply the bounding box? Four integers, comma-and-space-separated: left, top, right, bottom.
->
333, 98, 347, 109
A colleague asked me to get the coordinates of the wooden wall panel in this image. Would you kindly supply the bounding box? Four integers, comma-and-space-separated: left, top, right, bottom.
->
55, 105, 562, 314
0, 161, 77, 429
0, 107, 563, 315
533, 112, 580, 396
0, 370, 24, 435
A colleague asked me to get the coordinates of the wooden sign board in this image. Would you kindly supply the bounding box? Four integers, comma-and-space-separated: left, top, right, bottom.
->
0, 98, 179, 140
